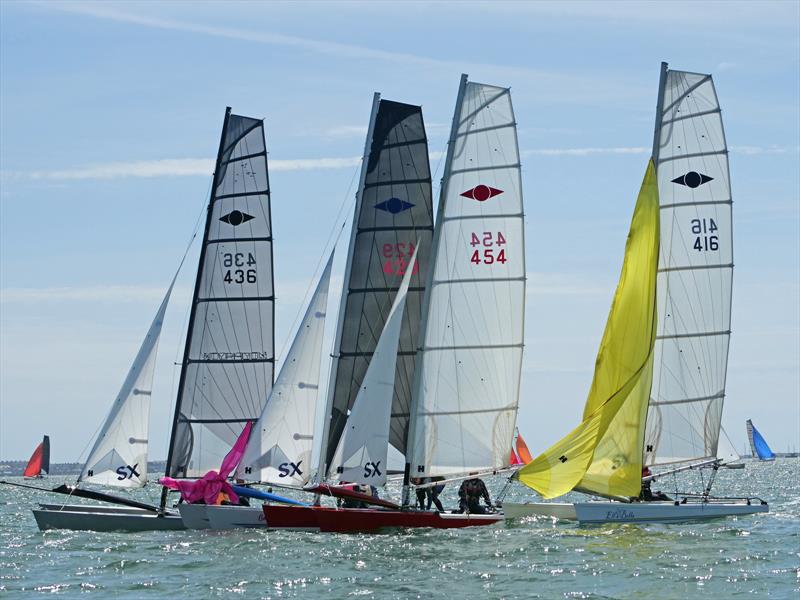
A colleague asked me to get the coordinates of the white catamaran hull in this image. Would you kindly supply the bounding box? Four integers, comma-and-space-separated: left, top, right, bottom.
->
33, 506, 184, 531
505, 500, 768, 524
177, 503, 212, 529
205, 505, 267, 529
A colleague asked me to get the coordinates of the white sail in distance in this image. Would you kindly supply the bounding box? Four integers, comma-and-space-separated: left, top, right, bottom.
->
330, 247, 419, 487
237, 253, 334, 487
645, 65, 734, 467
408, 75, 525, 478
79, 278, 176, 488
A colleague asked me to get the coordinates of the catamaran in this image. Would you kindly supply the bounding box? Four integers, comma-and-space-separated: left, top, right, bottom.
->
261, 74, 526, 532
23, 436, 50, 479
30, 107, 277, 531
747, 419, 776, 461
503, 63, 769, 524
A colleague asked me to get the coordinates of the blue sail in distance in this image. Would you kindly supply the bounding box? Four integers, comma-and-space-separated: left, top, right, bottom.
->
746, 419, 775, 461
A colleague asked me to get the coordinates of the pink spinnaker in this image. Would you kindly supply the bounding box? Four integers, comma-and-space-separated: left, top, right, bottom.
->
160, 422, 253, 505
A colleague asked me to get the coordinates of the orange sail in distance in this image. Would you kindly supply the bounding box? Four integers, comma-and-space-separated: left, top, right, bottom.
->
509, 431, 533, 465
23, 435, 50, 478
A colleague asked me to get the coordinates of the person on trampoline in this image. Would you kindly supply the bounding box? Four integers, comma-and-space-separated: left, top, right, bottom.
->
456, 477, 493, 514
640, 466, 671, 501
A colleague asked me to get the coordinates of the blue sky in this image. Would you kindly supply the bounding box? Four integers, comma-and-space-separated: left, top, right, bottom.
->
1, 1, 798, 462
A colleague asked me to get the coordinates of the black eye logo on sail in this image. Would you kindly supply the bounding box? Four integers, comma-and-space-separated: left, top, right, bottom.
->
219, 210, 255, 226
374, 197, 414, 214
671, 171, 713, 189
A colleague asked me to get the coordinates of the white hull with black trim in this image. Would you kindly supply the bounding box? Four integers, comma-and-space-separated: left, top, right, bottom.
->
33, 506, 184, 531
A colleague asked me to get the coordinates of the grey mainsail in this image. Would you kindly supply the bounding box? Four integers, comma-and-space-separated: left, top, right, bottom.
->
319, 96, 434, 474
165, 108, 275, 479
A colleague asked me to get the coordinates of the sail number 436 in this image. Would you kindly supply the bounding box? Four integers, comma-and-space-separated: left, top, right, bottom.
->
222, 252, 257, 284
470, 231, 507, 265
691, 219, 718, 252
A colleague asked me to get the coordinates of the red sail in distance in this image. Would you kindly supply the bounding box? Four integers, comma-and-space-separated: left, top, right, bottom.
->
23, 435, 50, 478
515, 433, 533, 464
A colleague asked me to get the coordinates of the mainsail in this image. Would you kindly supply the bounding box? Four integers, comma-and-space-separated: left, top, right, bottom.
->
746, 420, 775, 461
644, 64, 734, 467
23, 435, 50, 478
79, 280, 175, 487
518, 162, 660, 499
319, 96, 434, 475
330, 248, 419, 486
166, 108, 275, 478
237, 254, 334, 486
407, 75, 525, 478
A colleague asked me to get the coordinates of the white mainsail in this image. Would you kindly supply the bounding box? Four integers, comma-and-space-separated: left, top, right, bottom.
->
329, 247, 418, 487
237, 253, 334, 487
645, 65, 734, 467
408, 75, 525, 478
79, 279, 175, 488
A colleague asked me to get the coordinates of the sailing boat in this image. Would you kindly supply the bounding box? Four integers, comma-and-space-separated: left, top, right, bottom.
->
31, 107, 276, 531
505, 63, 769, 524
263, 74, 526, 532
23, 436, 50, 479
747, 420, 776, 461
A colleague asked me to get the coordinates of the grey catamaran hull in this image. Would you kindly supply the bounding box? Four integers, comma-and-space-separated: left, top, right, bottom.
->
33, 506, 185, 531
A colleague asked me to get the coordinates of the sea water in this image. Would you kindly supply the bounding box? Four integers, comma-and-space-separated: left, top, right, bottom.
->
1, 459, 797, 598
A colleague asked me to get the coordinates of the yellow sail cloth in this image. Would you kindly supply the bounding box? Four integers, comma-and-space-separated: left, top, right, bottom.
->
519, 160, 660, 499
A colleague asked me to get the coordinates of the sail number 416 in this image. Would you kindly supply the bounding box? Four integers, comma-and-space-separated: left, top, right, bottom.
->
222, 252, 257, 284
691, 219, 718, 252
470, 231, 507, 265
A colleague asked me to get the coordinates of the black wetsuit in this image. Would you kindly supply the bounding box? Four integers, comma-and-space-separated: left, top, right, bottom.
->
458, 478, 492, 514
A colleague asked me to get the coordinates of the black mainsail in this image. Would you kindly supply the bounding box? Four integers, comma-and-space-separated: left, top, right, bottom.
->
165, 108, 275, 480
319, 96, 434, 475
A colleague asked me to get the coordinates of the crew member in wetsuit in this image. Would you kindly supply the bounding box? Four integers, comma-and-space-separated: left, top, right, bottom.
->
411, 478, 427, 510
427, 477, 445, 512
640, 466, 671, 501
457, 477, 493, 514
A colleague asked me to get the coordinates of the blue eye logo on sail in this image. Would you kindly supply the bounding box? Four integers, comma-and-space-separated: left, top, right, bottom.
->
374, 198, 414, 214
219, 210, 255, 226
671, 171, 713, 189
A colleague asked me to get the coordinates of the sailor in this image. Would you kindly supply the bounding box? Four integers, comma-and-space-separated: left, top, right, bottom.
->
411, 478, 427, 510
427, 477, 445, 512
457, 477, 492, 514
640, 466, 671, 501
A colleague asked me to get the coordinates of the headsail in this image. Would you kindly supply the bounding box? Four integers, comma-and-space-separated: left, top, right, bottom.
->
319, 96, 434, 475
644, 65, 734, 467
237, 254, 334, 486
79, 279, 175, 487
746, 420, 775, 461
166, 108, 275, 478
408, 75, 525, 478
330, 247, 419, 487
519, 162, 660, 499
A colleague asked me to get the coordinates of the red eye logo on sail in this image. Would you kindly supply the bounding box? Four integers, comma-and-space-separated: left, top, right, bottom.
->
460, 185, 503, 202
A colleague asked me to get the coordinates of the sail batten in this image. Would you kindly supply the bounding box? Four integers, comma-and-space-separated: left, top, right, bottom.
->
165, 108, 275, 479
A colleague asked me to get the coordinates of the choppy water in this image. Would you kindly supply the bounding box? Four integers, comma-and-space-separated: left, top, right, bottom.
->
1, 459, 797, 598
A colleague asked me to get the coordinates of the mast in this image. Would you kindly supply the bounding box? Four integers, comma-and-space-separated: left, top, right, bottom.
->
651, 61, 669, 162
160, 107, 232, 511
314, 93, 381, 489
401, 74, 468, 507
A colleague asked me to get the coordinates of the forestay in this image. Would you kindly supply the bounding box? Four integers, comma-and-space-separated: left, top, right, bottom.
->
409, 76, 525, 478
322, 97, 433, 472
330, 248, 418, 486
645, 66, 733, 467
237, 254, 333, 487
166, 109, 275, 478
80, 279, 175, 487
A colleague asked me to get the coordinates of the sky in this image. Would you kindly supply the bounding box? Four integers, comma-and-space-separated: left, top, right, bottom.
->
1, 0, 798, 463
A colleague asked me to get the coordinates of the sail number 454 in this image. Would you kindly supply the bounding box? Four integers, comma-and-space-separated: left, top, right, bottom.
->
691, 219, 719, 252
222, 252, 257, 284
470, 231, 507, 265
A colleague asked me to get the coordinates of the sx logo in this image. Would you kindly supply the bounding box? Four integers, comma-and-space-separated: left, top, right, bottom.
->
115, 463, 140, 481
363, 461, 382, 478
277, 461, 303, 478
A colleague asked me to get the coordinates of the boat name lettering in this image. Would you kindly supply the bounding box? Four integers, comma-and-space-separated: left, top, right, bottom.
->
278, 461, 303, 478
605, 508, 635, 520
115, 463, 141, 481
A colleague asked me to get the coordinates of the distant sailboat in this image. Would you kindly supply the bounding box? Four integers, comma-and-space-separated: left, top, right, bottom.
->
506, 63, 769, 524
23, 436, 50, 479
747, 420, 776, 461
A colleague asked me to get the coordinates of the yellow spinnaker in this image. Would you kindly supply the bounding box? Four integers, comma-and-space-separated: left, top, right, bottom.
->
518, 160, 660, 499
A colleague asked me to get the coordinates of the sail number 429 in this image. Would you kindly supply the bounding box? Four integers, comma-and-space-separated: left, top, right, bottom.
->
470, 231, 507, 265
691, 219, 719, 252
222, 252, 257, 284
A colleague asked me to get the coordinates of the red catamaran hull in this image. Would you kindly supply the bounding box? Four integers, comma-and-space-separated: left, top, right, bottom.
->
262, 505, 502, 532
